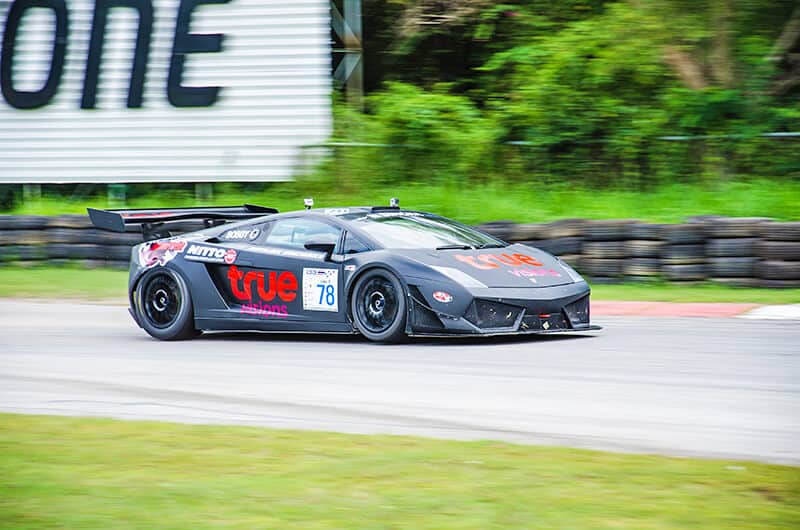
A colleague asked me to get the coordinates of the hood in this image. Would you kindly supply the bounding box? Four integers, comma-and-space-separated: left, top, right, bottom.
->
402, 244, 575, 288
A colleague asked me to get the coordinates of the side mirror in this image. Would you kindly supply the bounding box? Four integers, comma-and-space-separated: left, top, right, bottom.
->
304, 236, 337, 260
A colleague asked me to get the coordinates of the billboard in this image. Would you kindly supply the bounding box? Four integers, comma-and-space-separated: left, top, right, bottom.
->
0, 0, 332, 183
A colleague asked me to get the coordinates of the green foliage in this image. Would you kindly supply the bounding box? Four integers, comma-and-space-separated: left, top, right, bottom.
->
349, 0, 800, 187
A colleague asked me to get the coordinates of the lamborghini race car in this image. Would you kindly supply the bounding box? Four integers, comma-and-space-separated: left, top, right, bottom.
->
88, 201, 600, 342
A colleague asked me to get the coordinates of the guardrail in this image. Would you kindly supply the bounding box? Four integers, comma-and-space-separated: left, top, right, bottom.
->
1, 214, 799, 287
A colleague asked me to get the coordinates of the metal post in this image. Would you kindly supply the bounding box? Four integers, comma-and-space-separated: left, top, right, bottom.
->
332, 0, 363, 108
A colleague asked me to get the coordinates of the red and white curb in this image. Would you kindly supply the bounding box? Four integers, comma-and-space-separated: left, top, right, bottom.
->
593, 301, 800, 320
739, 304, 800, 320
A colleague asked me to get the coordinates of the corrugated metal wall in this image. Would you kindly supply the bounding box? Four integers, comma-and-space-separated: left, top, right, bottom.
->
0, 0, 332, 183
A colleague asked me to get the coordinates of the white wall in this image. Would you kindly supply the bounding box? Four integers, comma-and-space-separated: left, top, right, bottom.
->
0, 0, 332, 183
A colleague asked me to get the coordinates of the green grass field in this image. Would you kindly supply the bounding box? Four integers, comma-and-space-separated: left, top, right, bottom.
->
1, 265, 799, 304
0, 414, 798, 529
4, 178, 799, 225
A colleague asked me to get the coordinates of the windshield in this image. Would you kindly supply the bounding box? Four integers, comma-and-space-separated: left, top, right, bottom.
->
342, 212, 505, 249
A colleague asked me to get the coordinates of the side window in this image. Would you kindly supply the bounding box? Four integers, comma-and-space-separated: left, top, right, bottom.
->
343, 232, 371, 254
262, 218, 341, 250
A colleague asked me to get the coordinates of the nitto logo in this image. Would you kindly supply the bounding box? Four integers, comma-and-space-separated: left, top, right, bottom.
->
185, 244, 235, 264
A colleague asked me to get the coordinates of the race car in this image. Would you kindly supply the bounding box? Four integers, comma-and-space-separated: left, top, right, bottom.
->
88, 201, 600, 342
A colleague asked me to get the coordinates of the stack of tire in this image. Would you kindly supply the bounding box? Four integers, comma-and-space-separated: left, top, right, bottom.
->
516, 219, 585, 269
705, 217, 771, 287
0, 215, 50, 263
660, 224, 707, 282
580, 220, 636, 283
623, 224, 664, 281
0, 214, 139, 268
756, 222, 800, 288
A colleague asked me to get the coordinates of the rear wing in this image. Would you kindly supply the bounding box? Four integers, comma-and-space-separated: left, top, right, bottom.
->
87, 204, 278, 239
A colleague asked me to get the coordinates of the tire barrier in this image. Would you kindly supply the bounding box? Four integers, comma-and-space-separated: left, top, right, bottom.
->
1, 214, 799, 287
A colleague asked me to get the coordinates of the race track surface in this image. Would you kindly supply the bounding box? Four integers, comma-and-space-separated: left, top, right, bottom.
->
1, 300, 798, 465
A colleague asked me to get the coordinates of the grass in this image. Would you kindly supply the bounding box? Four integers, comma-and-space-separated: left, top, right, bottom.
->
590, 282, 800, 304
3, 178, 799, 225
0, 265, 128, 300
0, 413, 798, 529
1, 265, 798, 304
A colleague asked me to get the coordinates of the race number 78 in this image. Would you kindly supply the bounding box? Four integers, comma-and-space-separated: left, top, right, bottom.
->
317, 284, 336, 306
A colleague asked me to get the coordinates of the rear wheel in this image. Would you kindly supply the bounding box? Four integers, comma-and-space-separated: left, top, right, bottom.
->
135, 268, 199, 340
351, 270, 407, 343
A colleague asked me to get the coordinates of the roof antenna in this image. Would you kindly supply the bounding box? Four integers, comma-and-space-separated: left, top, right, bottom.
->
389, 197, 399, 208
304, 197, 314, 210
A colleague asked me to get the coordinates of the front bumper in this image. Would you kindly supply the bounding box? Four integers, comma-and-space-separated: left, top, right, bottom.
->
407, 281, 601, 337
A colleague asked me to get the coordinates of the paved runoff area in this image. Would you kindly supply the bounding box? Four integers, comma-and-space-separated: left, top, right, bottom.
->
0, 299, 798, 465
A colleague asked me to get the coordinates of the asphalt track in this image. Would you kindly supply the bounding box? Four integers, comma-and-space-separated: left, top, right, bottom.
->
1, 300, 798, 465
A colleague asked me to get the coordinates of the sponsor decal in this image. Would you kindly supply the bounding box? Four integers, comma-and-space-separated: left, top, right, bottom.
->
507, 268, 562, 278
250, 247, 322, 259
222, 228, 260, 240
454, 253, 544, 270
432, 291, 453, 303
227, 265, 297, 303
344, 264, 356, 272
324, 208, 350, 215
240, 302, 288, 319
542, 321, 550, 330
185, 244, 237, 264
303, 268, 339, 312
138, 239, 186, 268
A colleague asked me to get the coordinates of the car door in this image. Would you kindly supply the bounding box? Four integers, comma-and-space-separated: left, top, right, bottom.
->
224, 216, 349, 331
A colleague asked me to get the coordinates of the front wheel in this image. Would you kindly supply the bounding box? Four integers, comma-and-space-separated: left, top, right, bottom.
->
134, 268, 199, 341
351, 269, 408, 343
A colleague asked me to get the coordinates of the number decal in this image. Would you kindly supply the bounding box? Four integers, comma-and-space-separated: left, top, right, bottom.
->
303, 268, 339, 312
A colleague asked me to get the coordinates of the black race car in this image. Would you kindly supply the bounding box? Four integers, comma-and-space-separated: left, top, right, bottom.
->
88, 202, 600, 342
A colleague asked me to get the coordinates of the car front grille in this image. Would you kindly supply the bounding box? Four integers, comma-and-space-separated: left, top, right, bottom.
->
464, 299, 523, 330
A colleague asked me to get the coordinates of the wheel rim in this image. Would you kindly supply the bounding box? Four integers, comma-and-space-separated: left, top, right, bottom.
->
356, 276, 399, 334
142, 273, 182, 329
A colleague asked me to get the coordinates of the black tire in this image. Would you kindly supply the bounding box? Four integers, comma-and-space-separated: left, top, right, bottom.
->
545, 218, 585, 239
580, 258, 625, 277
46, 215, 92, 229
624, 258, 661, 277
763, 222, 800, 242
527, 237, 582, 256
134, 268, 199, 341
753, 279, 800, 289
710, 277, 761, 288
627, 223, 663, 240
706, 217, 771, 238
582, 241, 626, 259
0, 230, 47, 246
756, 260, 800, 281
662, 244, 705, 264
706, 238, 757, 257
626, 240, 664, 258
757, 241, 800, 261
510, 223, 546, 241
662, 224, 705, 245
584, 220, 635, 241
476, 220, 516, 241
708, 257, 758, 278
351, 269, 407, 343
662, 264, 706, 281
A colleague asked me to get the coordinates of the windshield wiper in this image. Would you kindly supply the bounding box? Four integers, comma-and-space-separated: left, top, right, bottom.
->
436, 244, 474, 250
477, 243, 507, 249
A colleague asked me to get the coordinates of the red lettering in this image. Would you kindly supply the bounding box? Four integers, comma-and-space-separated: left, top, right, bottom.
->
495, 253, 524, 266
515, 253, 543, 267
455, 254, 499, 270
257, 271, 277, 301
227, 266, 249, 300
278, 271, 298, 302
